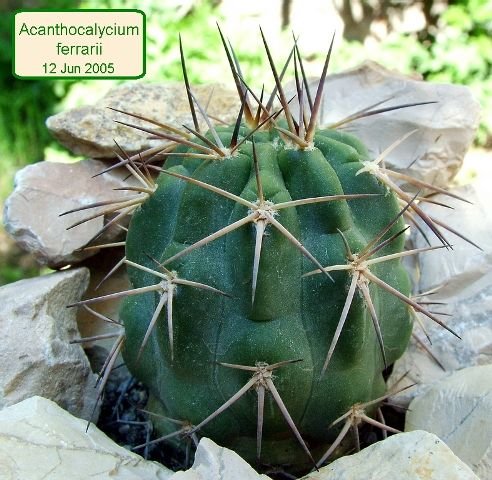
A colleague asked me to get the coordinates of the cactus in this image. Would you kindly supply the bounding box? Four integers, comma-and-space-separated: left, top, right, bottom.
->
65, 30, 471, 476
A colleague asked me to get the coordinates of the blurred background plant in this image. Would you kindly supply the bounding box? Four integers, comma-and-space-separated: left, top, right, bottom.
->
1, 0, 490, 284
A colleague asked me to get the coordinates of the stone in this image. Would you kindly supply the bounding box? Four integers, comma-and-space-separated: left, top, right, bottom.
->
412, 183, 492, 295
0, 396, 173, 480
406, 365, 492, 479
387, 181, 492, 406
3, 158, 135, 267
302, 430, 478, 480
288, 61, 480, 189
0, 268, 98, 421
387, 274, 492, 407
46, 83, 240, 159
169, 438, 270, 480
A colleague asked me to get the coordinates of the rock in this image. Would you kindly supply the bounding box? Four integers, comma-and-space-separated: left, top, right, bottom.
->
288, 61, 480, 189
0, 268, 98, 421
387, 181, 492, 406
387, 273, 492, 406
302, 430, 478, 480
0, 396, 173, 480
412, 183, 491, 295
47, 83, 240, 158
406, 365, 492, 479
169, 438, 270, 480
3, 158, 135, 267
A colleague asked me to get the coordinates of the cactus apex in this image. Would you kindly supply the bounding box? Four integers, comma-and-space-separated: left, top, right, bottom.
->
57, 27, 478, 475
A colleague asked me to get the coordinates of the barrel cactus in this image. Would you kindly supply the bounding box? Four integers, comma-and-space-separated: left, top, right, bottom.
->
66, 29, 466, 476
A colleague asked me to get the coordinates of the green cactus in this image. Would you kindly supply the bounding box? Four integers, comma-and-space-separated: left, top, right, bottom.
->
66, 30, 466, 476
120, 125, 413, 466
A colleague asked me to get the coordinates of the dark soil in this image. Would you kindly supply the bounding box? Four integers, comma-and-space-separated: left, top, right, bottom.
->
91, 352, 191, 472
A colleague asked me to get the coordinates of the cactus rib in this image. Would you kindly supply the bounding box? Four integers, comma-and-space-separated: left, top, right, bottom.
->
59, 27, 477, 475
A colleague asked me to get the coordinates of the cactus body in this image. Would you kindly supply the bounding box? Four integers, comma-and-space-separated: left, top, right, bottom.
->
121, 124, 413, 469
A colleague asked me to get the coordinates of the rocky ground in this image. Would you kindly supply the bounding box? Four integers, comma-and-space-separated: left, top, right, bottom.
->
0, 65, 490, 479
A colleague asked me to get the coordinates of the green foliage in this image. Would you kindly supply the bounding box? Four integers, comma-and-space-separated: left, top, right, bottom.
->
0, 1, 79, 200
0, 258, 44, 285
121, 124, 413, 471
422, 0, 492, 145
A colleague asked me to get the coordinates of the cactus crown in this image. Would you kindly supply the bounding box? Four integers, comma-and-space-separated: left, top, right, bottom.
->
64, 28, 471, 477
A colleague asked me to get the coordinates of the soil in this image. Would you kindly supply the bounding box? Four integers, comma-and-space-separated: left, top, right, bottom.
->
92, 354, 190, 472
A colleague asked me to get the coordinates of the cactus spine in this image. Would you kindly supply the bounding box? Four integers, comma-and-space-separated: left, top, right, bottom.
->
65, 29, 467, 476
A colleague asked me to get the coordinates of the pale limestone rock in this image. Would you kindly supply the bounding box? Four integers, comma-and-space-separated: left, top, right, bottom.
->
413, 184, 492, 295
169, 438, 271, 480
406, 365, 492, 479
0, 268, 98, 421
0, 396, 173, 480
46, 83, 240, 158
302, 431, 478, 480
289, 61, 479, 189
387, 273, 492, 406
387, 181, 492, 406
3, 159, 135, 267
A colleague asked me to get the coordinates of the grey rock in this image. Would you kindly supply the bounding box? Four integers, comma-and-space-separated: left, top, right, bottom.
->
289, 61, 480, 189
169, 438, 270, 480
406, 365, 492, 479
0, 396, 173, 480
46, 83, 240, 158
387, 181, 492, 406
302, 430, 478, 480
3, 159, 135, 267
413, 183, 491, 295
0, 268, 98, 421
